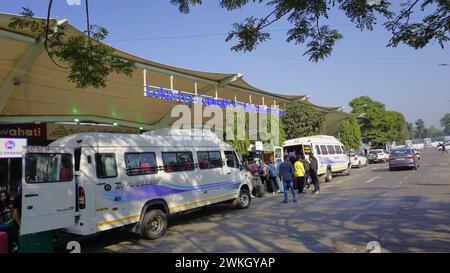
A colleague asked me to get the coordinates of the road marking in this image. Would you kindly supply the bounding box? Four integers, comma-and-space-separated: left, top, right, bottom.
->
365, 177, 381, 184
351, 212, 363, 222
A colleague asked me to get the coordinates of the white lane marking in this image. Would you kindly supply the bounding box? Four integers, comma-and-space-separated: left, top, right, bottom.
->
393, 181, 403, 189
365, 177, 382, 184
351, 212, 363, 222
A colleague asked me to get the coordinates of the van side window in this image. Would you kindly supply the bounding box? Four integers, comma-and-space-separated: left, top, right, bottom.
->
320, 145, 328, 155
125, 153, 158, 176
341, 146, 346, 154
197, 151, 223, 169
315, 145, 321, 155
25, 153, 73, 183
224, 151, 239, 168
95, 153, 118, 178
162, 152, 195, 173
334, 145, 343, 154
327, 145, 336, 154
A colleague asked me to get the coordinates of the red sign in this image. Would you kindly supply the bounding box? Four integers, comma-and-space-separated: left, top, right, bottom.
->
0, 124, 47, 141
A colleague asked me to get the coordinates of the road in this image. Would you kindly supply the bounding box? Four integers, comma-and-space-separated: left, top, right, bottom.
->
77, 150, 450, 253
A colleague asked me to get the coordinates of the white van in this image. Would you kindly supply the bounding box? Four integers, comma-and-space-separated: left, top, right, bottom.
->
282, 135, 351, 182
20, 129, 253, 239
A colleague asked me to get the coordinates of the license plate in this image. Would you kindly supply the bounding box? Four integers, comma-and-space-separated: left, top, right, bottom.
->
396, 157, 405, 160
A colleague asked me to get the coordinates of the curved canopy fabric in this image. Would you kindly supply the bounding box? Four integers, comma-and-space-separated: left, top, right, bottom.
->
0, 13, 352, 135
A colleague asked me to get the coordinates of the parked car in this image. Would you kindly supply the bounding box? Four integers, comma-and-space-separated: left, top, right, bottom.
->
348, 151, 367, 168
389, 148, 420, 171
369, 149, 390, 163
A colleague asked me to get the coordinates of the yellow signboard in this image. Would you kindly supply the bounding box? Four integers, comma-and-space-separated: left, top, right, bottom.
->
47, 124, 139, 140
303, 145, 312, 154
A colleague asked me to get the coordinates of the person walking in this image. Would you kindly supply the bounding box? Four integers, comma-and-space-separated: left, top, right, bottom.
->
309, 153, 320, 194
279, 155, 297, 203
294, 155, 306, 194
442, 143, 448, 154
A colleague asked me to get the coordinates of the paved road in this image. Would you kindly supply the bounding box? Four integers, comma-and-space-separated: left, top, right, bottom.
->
79, 150, 450, 253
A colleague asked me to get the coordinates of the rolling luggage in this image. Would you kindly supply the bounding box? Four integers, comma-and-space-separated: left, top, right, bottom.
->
255, 184, 264, 198
0, 231, 8, 253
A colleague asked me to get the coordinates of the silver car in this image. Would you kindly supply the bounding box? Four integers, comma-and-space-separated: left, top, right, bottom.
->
389, 148, 420, 171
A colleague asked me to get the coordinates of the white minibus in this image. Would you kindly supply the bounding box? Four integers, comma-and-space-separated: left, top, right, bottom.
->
20, 129, 253, 240
282, 135, 351, 182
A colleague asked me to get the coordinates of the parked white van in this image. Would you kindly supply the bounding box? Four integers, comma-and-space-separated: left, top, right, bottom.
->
20, 129, 253, 240
282, 135, 351, 182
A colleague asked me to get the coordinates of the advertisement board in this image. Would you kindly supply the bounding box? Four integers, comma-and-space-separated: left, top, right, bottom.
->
0, 138, 28, 158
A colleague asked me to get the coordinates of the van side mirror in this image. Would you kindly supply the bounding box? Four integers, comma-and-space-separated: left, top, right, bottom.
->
74, 171, 81, 177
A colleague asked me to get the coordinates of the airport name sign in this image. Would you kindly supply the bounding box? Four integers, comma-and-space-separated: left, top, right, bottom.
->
144, 85, 285, 116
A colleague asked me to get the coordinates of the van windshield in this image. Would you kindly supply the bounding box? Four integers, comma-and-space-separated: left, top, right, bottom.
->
25, 153, 73, 183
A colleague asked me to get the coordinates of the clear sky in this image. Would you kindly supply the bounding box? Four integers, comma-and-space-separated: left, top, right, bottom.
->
2, 0, 449, 127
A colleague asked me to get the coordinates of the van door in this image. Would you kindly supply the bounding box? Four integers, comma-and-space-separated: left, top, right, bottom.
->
274, 146, 283, 163
224, 150, 241, 194
21, 146, 76, 235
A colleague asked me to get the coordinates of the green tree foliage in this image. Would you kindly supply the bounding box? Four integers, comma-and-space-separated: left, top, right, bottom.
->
441, 113, 450, 135
404, 122, 414, 140
225, 112, 250, 156
426, 126, 445, 138
8, 4, 135, 89
415, 118, 426, 138
349, 96, 406, 145
170, 0, 449, 62
338, 117, 361, 150
281, 102, 324, 140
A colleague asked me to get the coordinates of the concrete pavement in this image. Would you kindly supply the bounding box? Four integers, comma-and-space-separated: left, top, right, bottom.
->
78, 150, 450, 253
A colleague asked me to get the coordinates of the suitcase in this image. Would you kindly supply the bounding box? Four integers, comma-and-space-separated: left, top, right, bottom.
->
255, 184, 264, 198
0, 231, 8, 253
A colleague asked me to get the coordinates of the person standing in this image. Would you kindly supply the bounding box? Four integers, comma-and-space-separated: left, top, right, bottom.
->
279, 155, 297, 203
275, 158, 284, 193
259, 161, 268, 191
0, 190, 13, 225
309, 153, 320, 194
301, 155, 311, 189
267, 160, 279, 194
294, 155, 306, 194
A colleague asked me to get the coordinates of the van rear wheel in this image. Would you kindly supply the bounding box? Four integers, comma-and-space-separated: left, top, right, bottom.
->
140, 209, 167, 240
325, 169, 333, 182
235, 188, 251, 209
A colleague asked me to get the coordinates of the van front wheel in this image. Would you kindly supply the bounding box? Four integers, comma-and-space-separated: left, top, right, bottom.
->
141, 209, 167, 240
235, 188, 251, 209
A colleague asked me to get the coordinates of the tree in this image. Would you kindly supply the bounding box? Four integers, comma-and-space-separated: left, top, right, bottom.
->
281, 102, 324, 140
8, 3, 135, 89
426, 126, 445, 138
171, 0, 449, 62
349, 96, 406, 146
405, 122, 414, 140
338, 117, 361, 151
386, 111, 406, 143
441, 113, 450, 135
415, 119, 426, 138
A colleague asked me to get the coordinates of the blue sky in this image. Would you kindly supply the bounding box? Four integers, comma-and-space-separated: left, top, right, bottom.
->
2, 0, 449, 127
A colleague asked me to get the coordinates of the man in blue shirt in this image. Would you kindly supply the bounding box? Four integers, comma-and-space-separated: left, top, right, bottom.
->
267, 159, 279, 194
278, 155, 297, 203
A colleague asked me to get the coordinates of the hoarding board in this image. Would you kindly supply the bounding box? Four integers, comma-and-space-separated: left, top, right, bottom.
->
0, 138, 27, 158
